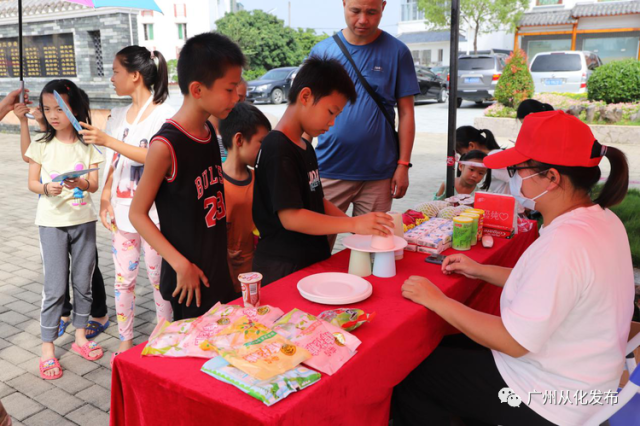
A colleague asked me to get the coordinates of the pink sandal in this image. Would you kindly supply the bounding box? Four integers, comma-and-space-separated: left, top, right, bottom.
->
39, 358, 63, 380
71, 341, 104, 361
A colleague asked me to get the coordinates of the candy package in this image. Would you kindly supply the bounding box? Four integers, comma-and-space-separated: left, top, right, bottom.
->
211, 317, 311, 380
142, 303, 284, 358
273, 309, 361, 376
201, 356, 321, 406
317, 308, 375, 332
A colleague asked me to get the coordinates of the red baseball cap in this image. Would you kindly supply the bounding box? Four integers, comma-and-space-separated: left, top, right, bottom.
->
484, 110, 604, 169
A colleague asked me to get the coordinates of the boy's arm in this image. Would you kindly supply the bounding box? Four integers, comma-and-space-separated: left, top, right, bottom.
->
323, 199, 348, 218
278, 208, 392, 236
129, 141, 210, 308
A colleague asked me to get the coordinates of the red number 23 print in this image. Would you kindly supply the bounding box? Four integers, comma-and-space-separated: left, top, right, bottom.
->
204, 191, 226, 227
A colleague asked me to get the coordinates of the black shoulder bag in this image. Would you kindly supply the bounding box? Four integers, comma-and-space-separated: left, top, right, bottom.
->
332, 33, 400, 153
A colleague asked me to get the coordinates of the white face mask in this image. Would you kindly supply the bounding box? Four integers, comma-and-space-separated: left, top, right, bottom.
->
509, 169, 549, 210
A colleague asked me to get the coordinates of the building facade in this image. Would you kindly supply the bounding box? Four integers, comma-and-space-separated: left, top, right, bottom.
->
516, 0, 640, 64
397, 0, 512, 66
137, 0, 241, 61
0, 0, 136, 110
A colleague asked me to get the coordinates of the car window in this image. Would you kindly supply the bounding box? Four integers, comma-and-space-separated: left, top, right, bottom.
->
531, 54, 582, 72
586, 54, 600, 71
260, 69, 293, 80
458, 57, 496, 71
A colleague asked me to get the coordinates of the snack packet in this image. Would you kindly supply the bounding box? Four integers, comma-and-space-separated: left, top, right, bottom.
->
272, 309, 361, 376
317, 308, 376, 332
212, 317, 311, 380
201, 356, 321, 406
142, 303, 284, 358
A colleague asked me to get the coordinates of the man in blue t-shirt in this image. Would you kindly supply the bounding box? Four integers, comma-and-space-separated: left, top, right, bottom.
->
309, 0, 419, 247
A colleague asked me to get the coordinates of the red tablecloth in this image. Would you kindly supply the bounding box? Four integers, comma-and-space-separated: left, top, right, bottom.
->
110, 229, 538, 426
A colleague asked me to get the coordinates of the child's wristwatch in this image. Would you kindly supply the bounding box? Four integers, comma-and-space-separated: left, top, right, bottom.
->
397, 160, 413, 168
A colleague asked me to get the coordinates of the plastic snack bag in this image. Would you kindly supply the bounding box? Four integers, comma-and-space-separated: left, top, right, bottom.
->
211, 317, 311, 380
143, 304, 285, 358
201, 356, 321, 406
273, 309, 361, 376
317, 308, 376, 332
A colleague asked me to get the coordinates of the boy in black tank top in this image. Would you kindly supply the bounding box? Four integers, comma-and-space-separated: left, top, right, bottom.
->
252, 57, 395, 286
130, 33, 246, 320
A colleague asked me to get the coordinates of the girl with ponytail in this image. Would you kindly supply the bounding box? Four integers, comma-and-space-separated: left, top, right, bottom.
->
455, 126, 512, 195
78, 46, 174, 364
396, 111, 634, 426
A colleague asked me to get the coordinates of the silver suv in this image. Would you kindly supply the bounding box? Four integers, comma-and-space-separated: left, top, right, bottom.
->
530, 51, 602, 94
456, 54, 506, 107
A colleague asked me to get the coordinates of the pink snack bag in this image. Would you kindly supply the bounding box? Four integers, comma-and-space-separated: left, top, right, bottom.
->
142, 303, 285, 358
272, 309, 361, 375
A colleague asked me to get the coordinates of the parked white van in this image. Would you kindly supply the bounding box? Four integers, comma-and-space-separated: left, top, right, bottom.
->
530, 51, 603, 94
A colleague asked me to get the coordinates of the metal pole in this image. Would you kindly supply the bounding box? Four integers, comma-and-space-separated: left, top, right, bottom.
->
129, 9, 134, 45
18, 0, 25, 102
446, 0, 460, 198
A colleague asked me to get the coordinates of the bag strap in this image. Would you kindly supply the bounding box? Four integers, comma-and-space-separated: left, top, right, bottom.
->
332, 33, 397, 136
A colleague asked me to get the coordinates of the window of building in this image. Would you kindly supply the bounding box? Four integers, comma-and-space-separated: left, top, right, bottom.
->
438, 49, 444, 62
527, 39, 571, 63
174, 3, 187, 17
536, 0, 562, 5
583, 36, 639, 64
141, 10, 154, 17
89, 31, 103, 77
401, 0, 425, 21
177, 23, 187, 40
144, 24, 154, 41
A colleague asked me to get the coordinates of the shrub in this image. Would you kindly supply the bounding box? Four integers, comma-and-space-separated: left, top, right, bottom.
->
494, 48, 535, 108
243, 67, 267, 82
588, 59, 640, 104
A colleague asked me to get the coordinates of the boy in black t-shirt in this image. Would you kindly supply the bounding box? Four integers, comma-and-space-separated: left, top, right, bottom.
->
130, 33, 245, 320
253, 56, 394, 286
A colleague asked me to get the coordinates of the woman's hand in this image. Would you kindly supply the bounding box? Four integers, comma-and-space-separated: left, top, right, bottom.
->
441, 254, 484, 280
99, 198, 116, 231
401, 276, 447, 310
79, 122, 111, 146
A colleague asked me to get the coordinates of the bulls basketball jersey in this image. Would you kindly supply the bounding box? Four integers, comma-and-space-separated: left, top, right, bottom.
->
151, 119, 235, 319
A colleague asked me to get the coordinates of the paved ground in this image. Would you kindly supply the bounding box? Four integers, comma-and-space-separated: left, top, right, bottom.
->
1, 100, 639, 424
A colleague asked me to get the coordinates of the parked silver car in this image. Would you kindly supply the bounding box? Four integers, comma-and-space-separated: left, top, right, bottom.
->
456, 54, 506, 107
530, 51, 602, 94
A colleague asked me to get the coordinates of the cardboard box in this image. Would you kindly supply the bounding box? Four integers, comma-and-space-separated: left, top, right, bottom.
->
474, 192, 517, 233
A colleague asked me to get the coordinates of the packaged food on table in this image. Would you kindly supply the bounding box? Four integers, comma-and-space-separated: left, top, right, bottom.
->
437, 206, 457, 220
212, 317, 311, 380
142, 303, 243, 358
414, 201, 440, 218
142, 303, 284, 358
273, 309, 361, 376
317, 308, 376, 332
201, 356, 321, 406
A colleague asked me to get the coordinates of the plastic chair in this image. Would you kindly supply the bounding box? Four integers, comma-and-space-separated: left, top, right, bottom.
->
584, 332, 640, 426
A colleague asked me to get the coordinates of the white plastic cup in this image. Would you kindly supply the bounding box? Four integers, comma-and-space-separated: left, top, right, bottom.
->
372, 251, 396, 278
371, 225, 395, 250
348, 250, 372, 277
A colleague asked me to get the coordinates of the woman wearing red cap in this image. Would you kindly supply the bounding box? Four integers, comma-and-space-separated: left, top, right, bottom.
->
393, 110, 634, 426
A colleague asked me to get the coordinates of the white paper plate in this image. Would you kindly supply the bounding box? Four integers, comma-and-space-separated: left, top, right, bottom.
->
342, 234, 408, 253
297, 273, 373, 305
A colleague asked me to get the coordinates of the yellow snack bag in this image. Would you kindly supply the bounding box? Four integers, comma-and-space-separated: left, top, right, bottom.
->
212, 316, 311, 381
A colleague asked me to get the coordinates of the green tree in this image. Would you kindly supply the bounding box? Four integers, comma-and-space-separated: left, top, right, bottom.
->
167, 59, 178, 83
294, 28, 329, 57
419, 0, 528, 54
494, 48, 534, 108
216, 10, 304, 74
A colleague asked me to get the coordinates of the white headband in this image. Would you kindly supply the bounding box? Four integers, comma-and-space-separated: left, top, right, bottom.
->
459, 161, 487, 168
